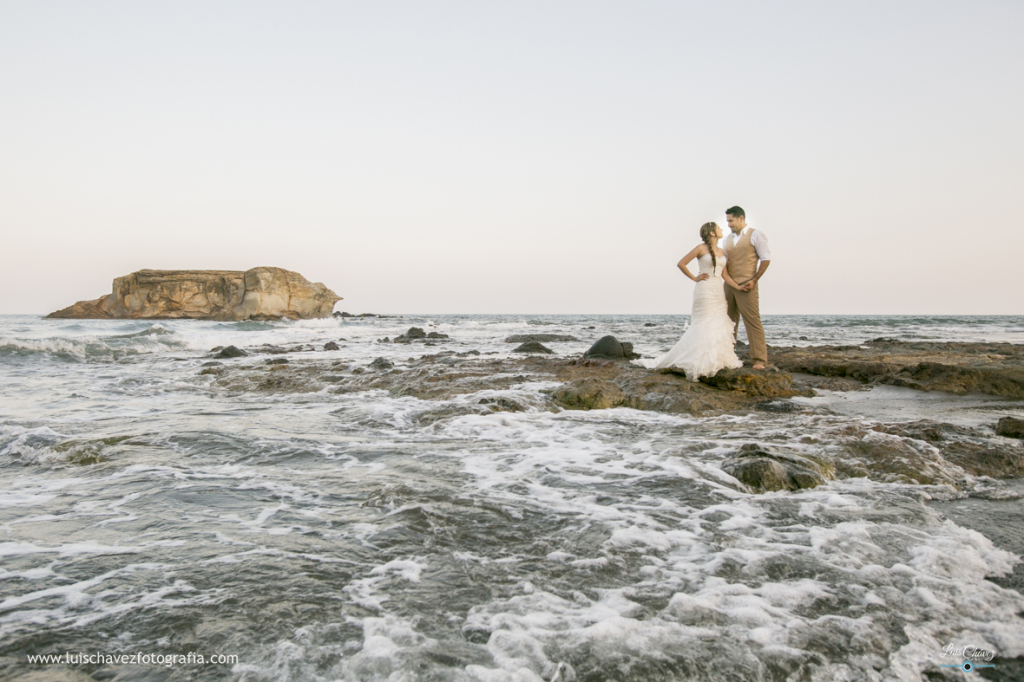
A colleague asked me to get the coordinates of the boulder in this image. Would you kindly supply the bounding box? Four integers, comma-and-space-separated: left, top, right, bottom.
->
721, 444, 830, 492
324, 341, 340, 351
395, 327, 426, 342
427, 331, 449, 339
48, 267, 341, 321
583, 336, 640, 360
214, 345, 247, 359
997, 417, 1024, 439
369, 357, 394, 371
513, 341, 554, 354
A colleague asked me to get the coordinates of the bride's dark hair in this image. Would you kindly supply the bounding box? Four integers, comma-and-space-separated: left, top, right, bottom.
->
699, 222, 718, 273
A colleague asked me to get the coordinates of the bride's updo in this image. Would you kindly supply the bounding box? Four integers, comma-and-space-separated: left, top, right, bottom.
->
699, 222, 718, 273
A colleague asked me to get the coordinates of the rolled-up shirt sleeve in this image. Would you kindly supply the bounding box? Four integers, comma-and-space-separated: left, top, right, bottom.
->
751, 230, 771, 261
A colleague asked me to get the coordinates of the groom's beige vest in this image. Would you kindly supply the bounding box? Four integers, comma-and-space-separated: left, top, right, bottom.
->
724, 229, 759, 284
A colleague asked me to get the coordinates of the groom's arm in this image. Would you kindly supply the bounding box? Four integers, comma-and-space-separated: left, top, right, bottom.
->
741, 230, 772, 291
742, 260, 770, 291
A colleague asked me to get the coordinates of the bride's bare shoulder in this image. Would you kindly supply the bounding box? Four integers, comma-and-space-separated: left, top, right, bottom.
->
694, 243, 711, 255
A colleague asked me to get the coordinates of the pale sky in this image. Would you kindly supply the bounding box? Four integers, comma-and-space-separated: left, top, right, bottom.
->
2, 1, 1021, 315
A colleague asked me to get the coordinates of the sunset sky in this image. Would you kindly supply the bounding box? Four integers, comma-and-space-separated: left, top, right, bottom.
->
2, 1, 1021, 315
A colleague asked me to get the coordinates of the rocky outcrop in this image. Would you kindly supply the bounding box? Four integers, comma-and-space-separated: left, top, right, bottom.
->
47, 268, 341, 321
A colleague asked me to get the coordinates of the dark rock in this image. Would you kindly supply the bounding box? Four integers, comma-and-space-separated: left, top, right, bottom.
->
644, 323, 657, 327
394, 327, 428, 343
210, 346, 224, 352
334, 311, 352, 318
513, 341, 554, 355
504, 334, 578, 343
586, 326, 595, 329
583, 335, 640, 360
369, 357, 394, 371
553, 378, 626, 410
427, 331, 449, 339
721, 444, 830, 492
379, 337, 391, 343
200, 361, 223, 367
323, 341, 340, 351
997, 417, 1024, 439
724, 458, 791, 492
214, 345, 247, 359
265, 358, 289, 365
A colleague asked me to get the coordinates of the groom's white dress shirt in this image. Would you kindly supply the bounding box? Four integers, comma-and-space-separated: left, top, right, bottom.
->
725, 226, 771, 261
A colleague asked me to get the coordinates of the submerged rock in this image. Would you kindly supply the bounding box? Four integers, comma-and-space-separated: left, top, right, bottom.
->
584, 336, 640, 360
48, 267, 341, 320
323, 341, 340, 351
369, 357, 395, 371
513, 341, 554, 355
875, 420, 1024, 479
721, 444, 830, 492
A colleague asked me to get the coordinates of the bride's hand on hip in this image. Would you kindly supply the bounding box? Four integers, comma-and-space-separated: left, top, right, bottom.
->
695, 273, 710, 282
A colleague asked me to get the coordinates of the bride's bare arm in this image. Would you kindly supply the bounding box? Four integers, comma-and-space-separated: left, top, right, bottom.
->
721, 267, 741, 290
677, 245, 709, 282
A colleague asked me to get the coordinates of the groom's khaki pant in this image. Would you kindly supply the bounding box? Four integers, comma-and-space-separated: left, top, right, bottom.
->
725, 283, 767, 365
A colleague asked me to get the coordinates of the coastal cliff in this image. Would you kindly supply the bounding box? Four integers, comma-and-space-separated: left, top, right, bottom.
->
47, 267, 341, 321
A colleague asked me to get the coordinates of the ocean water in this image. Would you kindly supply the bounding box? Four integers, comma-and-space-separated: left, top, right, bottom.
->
1, 314, 1023, 681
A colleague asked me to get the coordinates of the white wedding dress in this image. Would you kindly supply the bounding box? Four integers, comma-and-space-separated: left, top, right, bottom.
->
641, 253, 743, 381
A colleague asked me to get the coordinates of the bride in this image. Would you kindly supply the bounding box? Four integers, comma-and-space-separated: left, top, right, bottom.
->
642, 222, 744, 380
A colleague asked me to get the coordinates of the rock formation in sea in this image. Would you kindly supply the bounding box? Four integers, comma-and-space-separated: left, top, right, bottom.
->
47, 267, 341, 321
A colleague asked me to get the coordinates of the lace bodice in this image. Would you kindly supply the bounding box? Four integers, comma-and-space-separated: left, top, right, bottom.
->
697, 252, 726, 278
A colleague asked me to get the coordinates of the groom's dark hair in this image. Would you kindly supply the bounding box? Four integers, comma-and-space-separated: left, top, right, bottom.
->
726, 206, 745, 219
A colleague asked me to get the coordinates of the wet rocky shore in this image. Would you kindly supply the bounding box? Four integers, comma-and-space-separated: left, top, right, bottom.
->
196, 332, 1024, 495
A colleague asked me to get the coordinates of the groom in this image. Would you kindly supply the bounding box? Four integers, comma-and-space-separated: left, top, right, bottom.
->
723, 206, 771, 370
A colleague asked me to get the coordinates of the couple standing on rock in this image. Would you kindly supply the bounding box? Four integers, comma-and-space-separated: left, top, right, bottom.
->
642, 206, 771, 380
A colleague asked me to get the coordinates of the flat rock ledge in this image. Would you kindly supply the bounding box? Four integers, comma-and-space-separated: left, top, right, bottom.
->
771, 339, 1024, 399
47, 267, 341, 321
